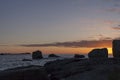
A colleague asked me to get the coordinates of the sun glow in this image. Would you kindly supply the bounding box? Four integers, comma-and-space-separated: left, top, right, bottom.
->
107, 48, 112, 54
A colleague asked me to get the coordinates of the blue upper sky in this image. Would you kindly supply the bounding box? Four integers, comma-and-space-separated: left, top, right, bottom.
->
0, 0, 120, 53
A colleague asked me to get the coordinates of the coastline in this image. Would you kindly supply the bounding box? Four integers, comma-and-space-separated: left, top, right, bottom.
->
0, 57, 120, 80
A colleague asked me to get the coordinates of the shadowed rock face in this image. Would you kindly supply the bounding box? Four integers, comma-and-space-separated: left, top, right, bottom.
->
113, 40, 120, 58
88, 48, 108, 59
0, 66, 50, 80
32, 50, 43, 59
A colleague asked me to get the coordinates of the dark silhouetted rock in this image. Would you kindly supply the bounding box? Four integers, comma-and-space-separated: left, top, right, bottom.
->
74, 54, 85, 58
45, 58, 92, 79
32, 50, 43, 59
65, 64, 120, 80
22, 59, 32, 61
113, 40, 120, 58
48, 54, 60, 58
45, 57, 120, 80
88, 48, 108, 59
0, 53, 4, 55
0, 66, 50, 80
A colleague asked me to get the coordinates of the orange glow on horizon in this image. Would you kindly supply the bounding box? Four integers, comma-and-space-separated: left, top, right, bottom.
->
0, 46, 92, 54
0, 46, 113, 54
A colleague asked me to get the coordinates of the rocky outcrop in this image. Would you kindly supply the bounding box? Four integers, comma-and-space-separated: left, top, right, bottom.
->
74, 54, 85, 58
45, 58, 120, 80
0, 66, 50, 80
65, 64, 120, 80
45, 58, 92, 80
113, 40, 120, 58
88, 48, 108, 59
32, 50, 43, 59
48, 54, 60, 58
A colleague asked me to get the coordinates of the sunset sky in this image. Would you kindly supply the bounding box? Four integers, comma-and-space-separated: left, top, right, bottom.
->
0, 0, 120, 54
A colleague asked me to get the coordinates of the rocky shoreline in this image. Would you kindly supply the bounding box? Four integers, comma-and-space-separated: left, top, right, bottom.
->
45, 58, 120, 80
0, 58, 120, 80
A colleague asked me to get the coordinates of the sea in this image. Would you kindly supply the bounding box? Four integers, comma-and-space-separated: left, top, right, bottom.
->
0, 54, 113, 71
0, 54, 72, 71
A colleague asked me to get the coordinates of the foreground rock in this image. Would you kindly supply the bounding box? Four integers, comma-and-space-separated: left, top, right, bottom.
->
32, 50, 43, 59
65, 64, 120, 80
45, 58, 120, 80
45, 58, 92, 80
48, 54, 60, 58
88, 48, 108, 59
74, 54, 85, 58
0, 65, 50, 80
113, 40, 120, 58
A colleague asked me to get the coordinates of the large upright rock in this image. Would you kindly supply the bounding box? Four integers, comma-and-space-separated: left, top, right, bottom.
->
32, 50, 43, 59
88, 48, 108, 59
113, 40, 120, 58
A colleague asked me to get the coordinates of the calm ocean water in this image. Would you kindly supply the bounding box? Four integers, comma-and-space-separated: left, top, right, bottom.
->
0, 54, 113, 71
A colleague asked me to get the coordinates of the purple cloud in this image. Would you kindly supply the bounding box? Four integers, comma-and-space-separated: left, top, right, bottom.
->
21, 39, 112, 48
112, 25, 120, 30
